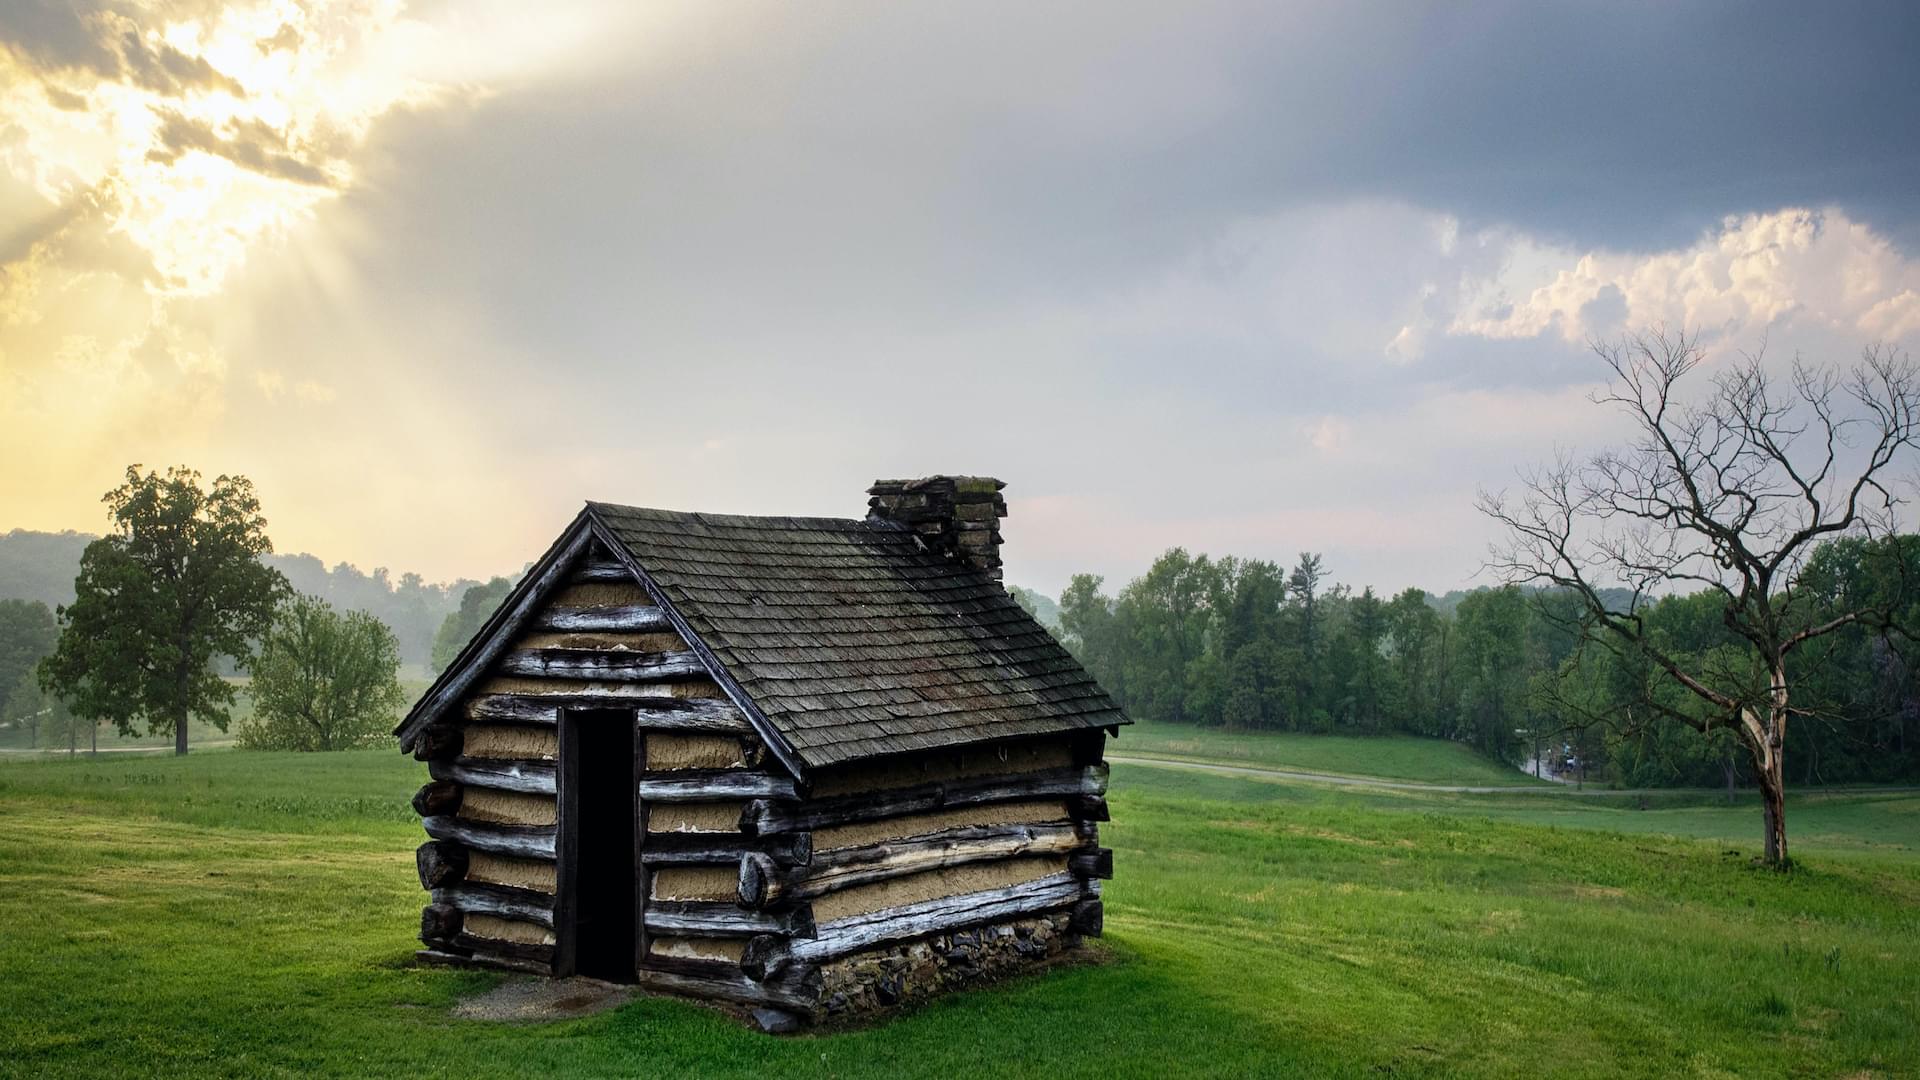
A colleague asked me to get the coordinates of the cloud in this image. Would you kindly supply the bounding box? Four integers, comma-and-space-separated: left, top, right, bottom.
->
6, 2, 1920, 598
1305, 416, 1351, 454
1449, 208, 1920, 348
0, 2, 244, 96
146, 107, 333, 187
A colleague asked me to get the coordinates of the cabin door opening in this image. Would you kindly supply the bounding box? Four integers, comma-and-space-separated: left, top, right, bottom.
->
560, 709, 639, 982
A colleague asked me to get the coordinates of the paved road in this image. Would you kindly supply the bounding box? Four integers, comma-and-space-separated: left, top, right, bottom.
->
1107, 754, 1920, 798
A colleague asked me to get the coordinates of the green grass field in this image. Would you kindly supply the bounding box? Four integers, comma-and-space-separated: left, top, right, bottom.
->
1113, 720, 1552, 787
0, 749, 1915, 1078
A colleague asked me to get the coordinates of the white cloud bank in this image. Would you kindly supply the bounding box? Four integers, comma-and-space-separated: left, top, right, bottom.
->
1448, 207, 1920, 348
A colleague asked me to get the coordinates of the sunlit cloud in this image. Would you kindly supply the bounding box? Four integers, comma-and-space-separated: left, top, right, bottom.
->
1448, 208, 1920, 348
1, 0, 630, 553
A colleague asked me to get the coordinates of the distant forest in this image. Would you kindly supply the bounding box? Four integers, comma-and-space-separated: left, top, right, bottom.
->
1044, 545, 1920, 788
0, 529, 510, 671
10, 527, 1918, 787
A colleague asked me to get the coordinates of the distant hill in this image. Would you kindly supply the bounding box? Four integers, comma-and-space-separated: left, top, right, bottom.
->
0, 530, 93, 609
0, 529, 505, 669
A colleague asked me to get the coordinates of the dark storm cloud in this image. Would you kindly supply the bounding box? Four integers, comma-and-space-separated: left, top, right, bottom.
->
204, 1, 1920, 593
0, 0, 243, 97
145, 109, 333, 187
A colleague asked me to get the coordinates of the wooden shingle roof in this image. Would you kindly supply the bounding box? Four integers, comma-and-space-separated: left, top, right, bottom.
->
586, 502, 1126, 770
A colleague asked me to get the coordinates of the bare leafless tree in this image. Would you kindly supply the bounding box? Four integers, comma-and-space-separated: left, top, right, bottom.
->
1479, 330, 1920, 866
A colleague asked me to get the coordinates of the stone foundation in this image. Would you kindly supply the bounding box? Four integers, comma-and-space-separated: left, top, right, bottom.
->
817, 911, 1075, 1016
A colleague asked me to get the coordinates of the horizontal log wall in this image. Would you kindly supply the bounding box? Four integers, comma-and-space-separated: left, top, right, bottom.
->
413, 544, 776, 980
411, 543, 1114, 1016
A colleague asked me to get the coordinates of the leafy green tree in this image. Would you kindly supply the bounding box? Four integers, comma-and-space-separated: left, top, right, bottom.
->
1452, 586, 1528, 761
1384, 588, 1444, 734
0, 599, 57, 708
240, 595, 406, 751
1112, 550, 1223, 724
431, 577, 513, 674
4, 670, 59, 748
1285, 553, 1328, 722
1346, 587, 1388, 731
40, 467, 289, 755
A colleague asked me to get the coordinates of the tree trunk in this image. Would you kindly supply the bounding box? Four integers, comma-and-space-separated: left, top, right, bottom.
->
1740, 672, 1791, 868
1758, 762, 1787, 866
175, 707, 188, 756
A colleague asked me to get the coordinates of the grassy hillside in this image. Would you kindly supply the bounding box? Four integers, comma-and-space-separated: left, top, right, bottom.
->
1, 751, 1915, 1077
1114, 720, 1549, 787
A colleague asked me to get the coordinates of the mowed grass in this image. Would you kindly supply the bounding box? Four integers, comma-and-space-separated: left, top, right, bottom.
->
0, 752, 1916, 1078
1115, 720, 1551, 787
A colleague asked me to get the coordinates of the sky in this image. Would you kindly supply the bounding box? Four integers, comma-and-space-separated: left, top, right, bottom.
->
3, 1, 1919, 598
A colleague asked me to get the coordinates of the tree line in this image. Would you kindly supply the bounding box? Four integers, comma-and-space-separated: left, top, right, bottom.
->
7, 468, 411, 754
1046, 543, 1920, 789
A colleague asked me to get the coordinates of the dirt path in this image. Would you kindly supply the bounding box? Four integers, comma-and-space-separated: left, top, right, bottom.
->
1107, 753, 1580, 793
1107, 754, 1920, 798
0, 740, 239, 755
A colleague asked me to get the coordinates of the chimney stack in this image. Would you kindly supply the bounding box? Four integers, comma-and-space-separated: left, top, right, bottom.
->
867, 475, 1008, 580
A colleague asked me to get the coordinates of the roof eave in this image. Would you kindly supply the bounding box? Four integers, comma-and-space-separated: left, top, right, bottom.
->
394, 509, 597, 752
582, 508, 811, 783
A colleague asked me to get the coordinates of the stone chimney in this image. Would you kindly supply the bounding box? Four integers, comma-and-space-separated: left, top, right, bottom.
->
867, 475, 1008, 580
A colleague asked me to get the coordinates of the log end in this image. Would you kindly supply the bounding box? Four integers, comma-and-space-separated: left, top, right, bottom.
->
1069, 847, 1114, 880
742, 934, 791, 982
1069, 898, 1104, 936
416, 840, 469, 889
411, 780, 462, 819
738, 851, 777, 910
420, 902, 463, 946
414, 726, 464, 762
1069, 795, 1111, 823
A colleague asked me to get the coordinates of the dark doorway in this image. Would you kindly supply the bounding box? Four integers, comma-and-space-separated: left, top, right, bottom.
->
560, 710, 638, 982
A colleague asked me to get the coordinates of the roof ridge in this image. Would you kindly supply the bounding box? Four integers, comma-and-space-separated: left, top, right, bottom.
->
587, 499, 898, 532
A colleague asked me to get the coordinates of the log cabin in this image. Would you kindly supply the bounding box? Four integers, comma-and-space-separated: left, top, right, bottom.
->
395, 475, 1125, 1030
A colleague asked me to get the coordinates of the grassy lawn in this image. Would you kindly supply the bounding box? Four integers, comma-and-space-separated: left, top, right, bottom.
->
1114, 720, 1551, 787
0, 751, 1915, 1078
